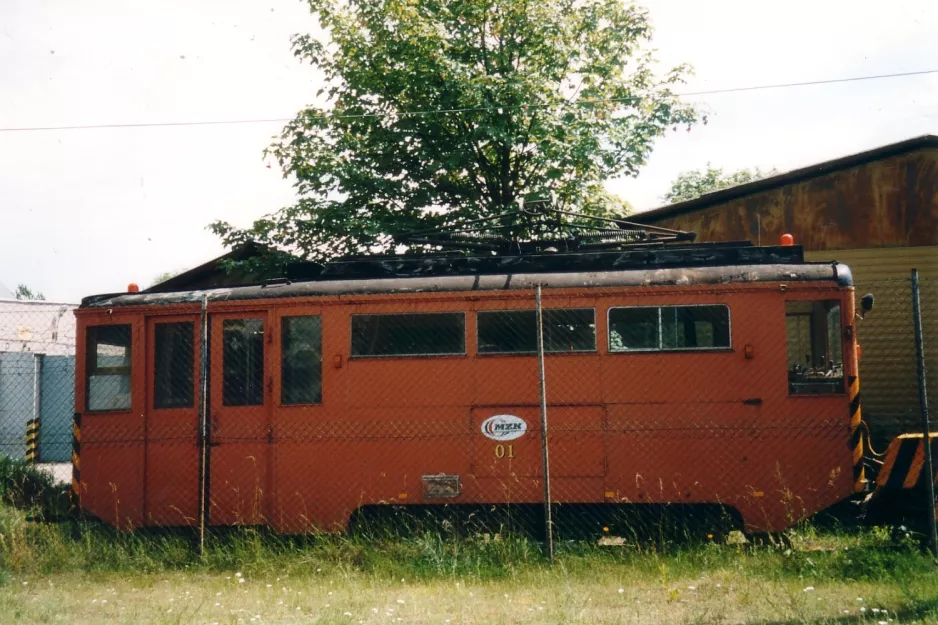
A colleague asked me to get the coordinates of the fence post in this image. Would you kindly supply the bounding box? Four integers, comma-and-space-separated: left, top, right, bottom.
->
25, 417, 39, 464
535, 284, 554, 560
911, 269, 938, 559
197, 294, 210, 557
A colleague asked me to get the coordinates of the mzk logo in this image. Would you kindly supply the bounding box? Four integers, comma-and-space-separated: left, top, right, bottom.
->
480, 414, 528, 441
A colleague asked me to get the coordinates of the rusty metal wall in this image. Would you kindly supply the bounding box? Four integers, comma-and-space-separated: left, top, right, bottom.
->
638, 148, 938, 251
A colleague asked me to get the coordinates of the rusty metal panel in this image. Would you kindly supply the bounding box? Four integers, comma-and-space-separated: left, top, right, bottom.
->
422, 474, 461, 499
644, 149, 938, 251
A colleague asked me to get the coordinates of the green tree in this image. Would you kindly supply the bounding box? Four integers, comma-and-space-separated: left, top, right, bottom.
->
150, 270, 184, 288
211, 0, 699, 261
661, 165, 776, 204
14, 284, 45, 301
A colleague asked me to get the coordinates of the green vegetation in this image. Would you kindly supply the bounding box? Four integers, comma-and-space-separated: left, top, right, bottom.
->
1, 460, 936, 623
1, 493, 937, 624
661, 164, 777, 204
211, 0, 700, 263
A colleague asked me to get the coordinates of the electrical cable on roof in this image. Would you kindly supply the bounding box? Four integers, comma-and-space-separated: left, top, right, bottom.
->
1, 68, 936, 133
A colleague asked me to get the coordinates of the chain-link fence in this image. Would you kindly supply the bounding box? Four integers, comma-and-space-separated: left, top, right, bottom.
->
0, 301, 76, 483
1, 272, 936, 555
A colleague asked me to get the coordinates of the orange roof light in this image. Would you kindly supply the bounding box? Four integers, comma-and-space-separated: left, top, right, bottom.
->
128, 283, 140, 293
780, 233, 794, 246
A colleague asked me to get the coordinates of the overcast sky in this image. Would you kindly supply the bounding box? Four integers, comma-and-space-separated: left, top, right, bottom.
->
2, 0, 936, 302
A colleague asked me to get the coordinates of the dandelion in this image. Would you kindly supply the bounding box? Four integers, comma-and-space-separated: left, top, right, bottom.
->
603, 526, 610, 533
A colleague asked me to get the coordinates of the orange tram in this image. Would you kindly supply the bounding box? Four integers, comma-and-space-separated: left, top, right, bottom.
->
73, 229, 880, 536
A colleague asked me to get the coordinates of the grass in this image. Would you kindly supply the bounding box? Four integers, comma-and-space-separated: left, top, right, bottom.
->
0, 458, 936, 623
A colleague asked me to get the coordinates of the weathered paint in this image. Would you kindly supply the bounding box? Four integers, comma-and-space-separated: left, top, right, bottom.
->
636, 148, 938, 251
73, 275, 859, 535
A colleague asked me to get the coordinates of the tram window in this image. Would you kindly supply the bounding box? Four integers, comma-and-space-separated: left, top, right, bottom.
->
154, 322, 194, 409
477, 309, 596, 354
86, 324, 132, 412
281, 316, 322, 405
786, 300, 844, 394
223, 318, 264, 406
351, 313, 465, 357
662, 306, 731, 349
609, 305, 730, 352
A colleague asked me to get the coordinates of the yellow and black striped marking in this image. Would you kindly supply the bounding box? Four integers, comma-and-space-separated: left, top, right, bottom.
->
848, 376, 865, 488
875, 434, 938, 492
71, 412, 81, 505
25, 418, 39, 465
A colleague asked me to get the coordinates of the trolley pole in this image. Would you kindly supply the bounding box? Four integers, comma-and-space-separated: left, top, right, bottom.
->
911, 269, 938, 559
535, 284, 554, 561
197, 295, 210, 557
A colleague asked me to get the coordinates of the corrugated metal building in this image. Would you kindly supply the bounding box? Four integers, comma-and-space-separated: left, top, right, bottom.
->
632, 135, 938, 444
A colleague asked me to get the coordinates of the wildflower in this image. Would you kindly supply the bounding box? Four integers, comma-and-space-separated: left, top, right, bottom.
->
872, 608, 880, 613
238, 579, 246, 584
861, 607, 867, 613
266, 584, 272, 588
235, 572, 242, 578
803, 586, 815, 592
215, 603, 221, 607
618, 588, 624, 594
397, 599, 405, 604
857, 597, 864, 602
344, 612, 352, 617
603, 527, 609, 533
687, 586, 696, 591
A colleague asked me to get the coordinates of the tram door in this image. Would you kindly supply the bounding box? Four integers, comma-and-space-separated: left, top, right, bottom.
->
208, 312, 271, 526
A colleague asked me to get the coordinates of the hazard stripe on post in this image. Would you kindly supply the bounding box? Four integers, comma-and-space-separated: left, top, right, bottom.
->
25, 418, 39, 464
848, 376, 864, 487
876, 434, 938, 492
71, 412, 81, 506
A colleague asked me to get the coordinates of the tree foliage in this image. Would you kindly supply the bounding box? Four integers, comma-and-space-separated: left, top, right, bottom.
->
14, 284, 45, 301
661, 165, 776, 205
211, 0, 700, 261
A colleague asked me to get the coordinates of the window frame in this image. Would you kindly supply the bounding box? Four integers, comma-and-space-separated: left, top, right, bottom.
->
607, 304, 733, 353
280, 314, 323, 406
152, 321, 196, 410
221, 317, 266, 407
85, 323, 133, 413
476, 307, 598, 356
349, 311, 467, 359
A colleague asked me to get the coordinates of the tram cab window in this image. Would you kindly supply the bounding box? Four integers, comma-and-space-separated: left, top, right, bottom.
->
609, 305, 730, 352
351, 313, 465, 357
477, 309, 596, 354
154, 322, 194, 409
786, 300, 844, 394
86, 324, 132, 412
282, 316, 322, 404
223, 319, 265, 406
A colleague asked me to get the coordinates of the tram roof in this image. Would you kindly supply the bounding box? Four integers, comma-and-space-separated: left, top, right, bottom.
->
81, 243, 853, 308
